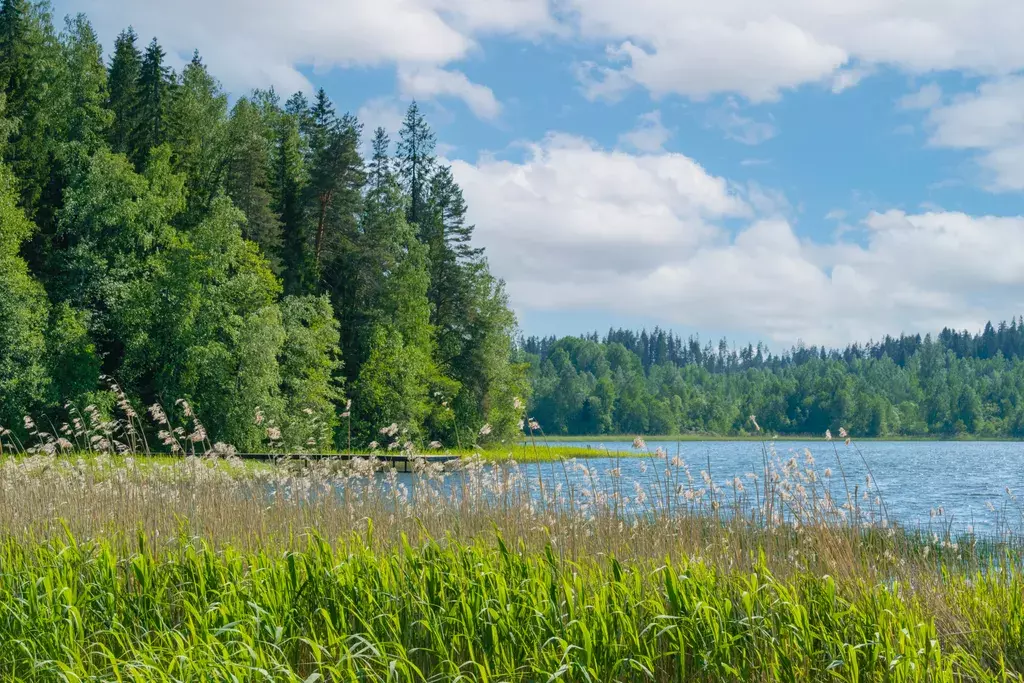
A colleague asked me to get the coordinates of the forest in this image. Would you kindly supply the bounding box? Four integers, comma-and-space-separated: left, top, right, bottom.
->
3, 1, 1024, 451
0, 1, 526, 451
523, 322, 1024, 437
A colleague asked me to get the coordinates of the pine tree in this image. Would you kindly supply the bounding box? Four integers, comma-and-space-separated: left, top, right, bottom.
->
303, 92, 364, 287
106, 27, 141, 155
396, 101, 435, 230
132, 37, 173, 168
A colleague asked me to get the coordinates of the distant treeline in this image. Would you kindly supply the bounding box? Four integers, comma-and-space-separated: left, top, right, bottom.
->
0, 2, 524, 451
520, 321, 1024, 437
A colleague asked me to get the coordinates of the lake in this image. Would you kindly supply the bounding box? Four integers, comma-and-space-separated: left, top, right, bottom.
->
513, 439, 1024, 536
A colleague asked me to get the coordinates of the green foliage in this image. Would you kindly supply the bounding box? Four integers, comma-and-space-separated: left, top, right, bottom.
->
45, 302, 100, 406
55, 14, 110, 152
106, 27, 140, 156
0, 161, 48, 429
127, 197, 287, 451
0, 533, 1020, 681
352, 324, 432, 443
167, 51, 228, 223
225, 96, 282, 269
524, 329, 1024, 438
0, 0, 60, 214
132, 37, 173, 168
52, 145, 184, 362
0, 12, 527, 451
279, 294, 343, 449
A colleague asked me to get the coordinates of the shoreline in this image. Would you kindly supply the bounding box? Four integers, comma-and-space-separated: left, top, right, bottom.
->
520, 434, 1024, 443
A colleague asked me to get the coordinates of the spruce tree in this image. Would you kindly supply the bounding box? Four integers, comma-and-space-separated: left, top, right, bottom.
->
0, 0, 57, 213
274, 94, 309, 293
132, 37, 173, 168
106, 27, 141, 155
58, 14, 110, 151
0, 0, 32, 107
424, 164, 483, 362
168, 51, 227, 223
225, 97, 282, 269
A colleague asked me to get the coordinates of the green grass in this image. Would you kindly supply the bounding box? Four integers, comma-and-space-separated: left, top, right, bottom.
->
1, 532, 1022, 681
2, 446, 1024, 680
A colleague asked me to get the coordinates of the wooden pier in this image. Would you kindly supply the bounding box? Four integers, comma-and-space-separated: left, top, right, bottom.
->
235, 453, 461, 473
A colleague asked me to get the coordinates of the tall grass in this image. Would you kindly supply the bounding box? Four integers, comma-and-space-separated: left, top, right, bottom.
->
1, 531, 1022, 681
1, 426, 1024, 679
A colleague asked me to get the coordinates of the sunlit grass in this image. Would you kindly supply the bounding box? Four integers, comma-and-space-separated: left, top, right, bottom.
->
3, 410, 1024, 679
2, 530, 1022, 681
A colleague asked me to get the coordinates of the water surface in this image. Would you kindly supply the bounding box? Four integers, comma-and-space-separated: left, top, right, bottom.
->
513, 440, 1024, 535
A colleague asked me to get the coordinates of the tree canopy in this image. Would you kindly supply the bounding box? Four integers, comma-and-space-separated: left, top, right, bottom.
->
0, 5, 526, 450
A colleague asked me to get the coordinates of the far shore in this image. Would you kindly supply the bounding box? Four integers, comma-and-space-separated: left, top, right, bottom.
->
521, 433, 1024, 444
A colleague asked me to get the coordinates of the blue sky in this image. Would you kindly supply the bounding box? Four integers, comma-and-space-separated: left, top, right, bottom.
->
55, 0, 1024, 349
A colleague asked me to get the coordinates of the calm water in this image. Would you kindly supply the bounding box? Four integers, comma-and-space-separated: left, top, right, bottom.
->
514, 440, 1024, 535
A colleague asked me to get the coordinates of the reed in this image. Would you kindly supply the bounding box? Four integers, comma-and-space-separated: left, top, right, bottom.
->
0, 530, 1022, 681
1, 429, 1023, 679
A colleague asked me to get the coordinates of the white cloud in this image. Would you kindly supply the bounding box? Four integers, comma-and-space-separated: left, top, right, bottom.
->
925, 76, 1024, 190
898, 83, 943, 110
831, 66, 873, 93
397, 65, 501, 119
617, 110, 671, 152
565, 0, 1024, 101
357, 97, 407, 138
706, 99, 776, 145
62, 0, 1024, 118
453, 133, 1024, 345
57, 0, 551, 96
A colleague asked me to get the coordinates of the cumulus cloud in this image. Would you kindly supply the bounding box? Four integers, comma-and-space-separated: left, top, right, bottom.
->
357, 97, 407, 137
565, 0, 1024, 101
924, 77, 1024, 190
397, 65, 501, 119
617, 111, 672, 152
452, 133, 1024, 346
55, 0, 551, 96
60, 0, 1024, 122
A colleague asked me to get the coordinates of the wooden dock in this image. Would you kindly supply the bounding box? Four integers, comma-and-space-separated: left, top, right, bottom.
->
235, 453, 461, 473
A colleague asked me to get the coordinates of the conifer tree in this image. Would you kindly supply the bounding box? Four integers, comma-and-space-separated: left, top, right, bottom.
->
396, 101, 435, 229
132, 37, 173, 168
303, 89, 364, 281
275, 92, 310, 293
0, 0, 57, 213
225, 97, 282, 269
424, 164, 483, 365
58, 14, 110, 152
168, 51, 227, 223
106, 27, 141, 155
